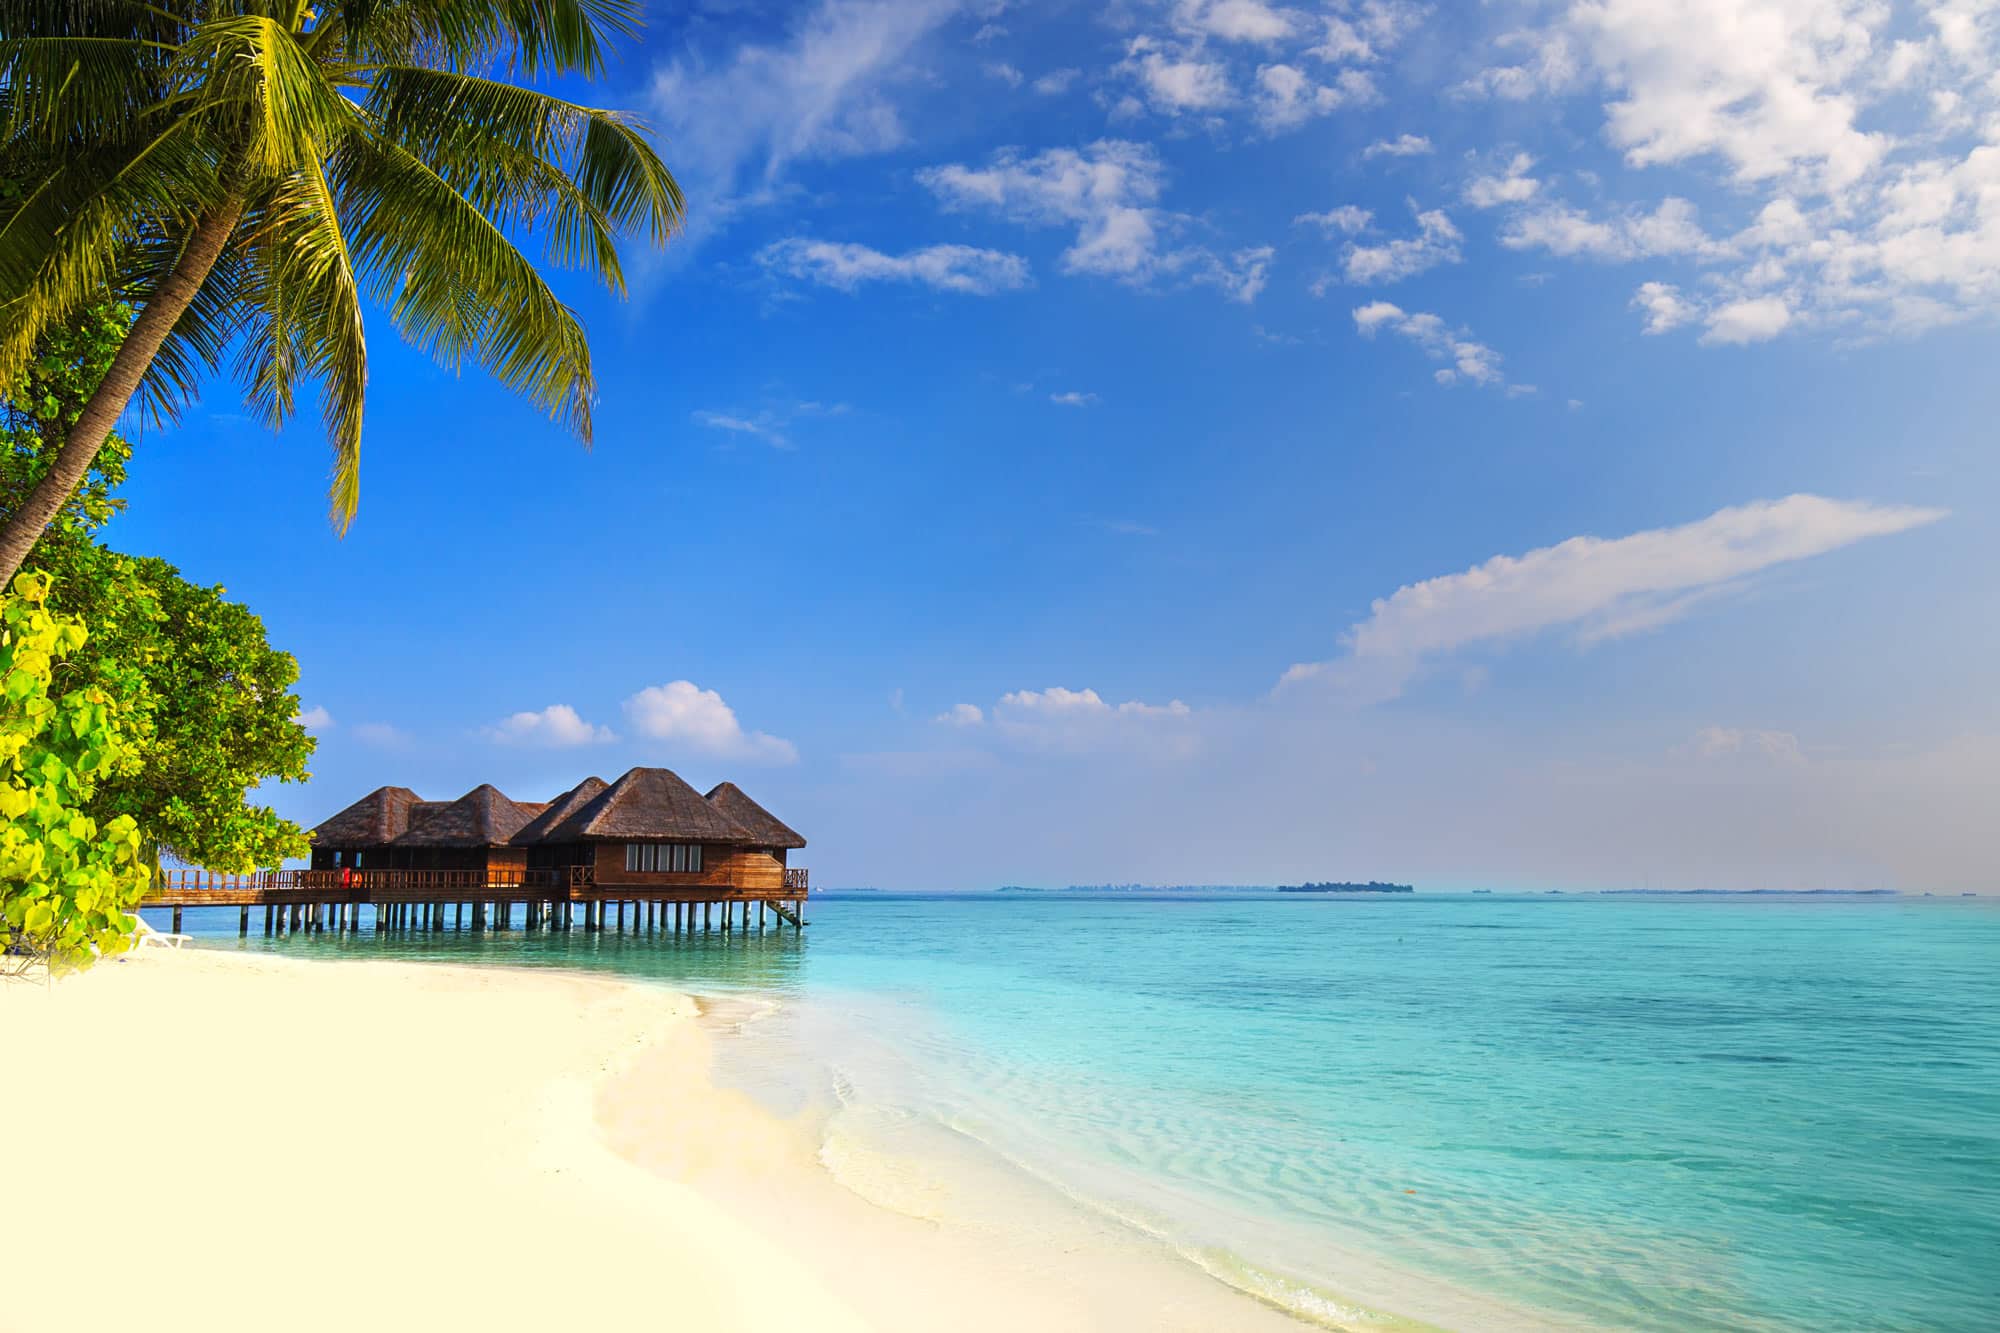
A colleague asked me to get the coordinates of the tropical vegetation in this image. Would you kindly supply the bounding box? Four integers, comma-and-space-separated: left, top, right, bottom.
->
0, 0, 684, 582
0, 0, 682, 968
0, 569, 153, 976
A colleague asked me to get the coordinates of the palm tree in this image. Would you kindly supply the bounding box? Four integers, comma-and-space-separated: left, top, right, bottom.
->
0, 0, 683, 582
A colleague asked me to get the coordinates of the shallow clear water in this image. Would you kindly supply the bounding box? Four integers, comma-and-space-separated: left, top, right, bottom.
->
161, 892, 2000, 1331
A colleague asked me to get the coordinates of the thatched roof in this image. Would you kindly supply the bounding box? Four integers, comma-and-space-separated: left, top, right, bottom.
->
311, 786, 422, 848
394, 784, 545, 848
552, 767, 761, 844
705, 782, 806, 849
310, 770, 801, 850
509, 776, 608, 846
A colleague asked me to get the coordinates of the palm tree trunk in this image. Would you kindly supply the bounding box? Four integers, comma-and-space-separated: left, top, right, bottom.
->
0, 199, 245, 585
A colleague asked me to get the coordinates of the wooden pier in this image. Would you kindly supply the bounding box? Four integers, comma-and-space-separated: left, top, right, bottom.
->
141, 866, 808, 938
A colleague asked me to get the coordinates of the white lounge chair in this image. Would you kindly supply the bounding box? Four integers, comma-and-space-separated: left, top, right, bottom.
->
134, 917, 192, 950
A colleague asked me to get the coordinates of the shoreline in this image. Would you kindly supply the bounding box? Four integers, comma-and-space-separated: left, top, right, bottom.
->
2, 947, 1326, 1332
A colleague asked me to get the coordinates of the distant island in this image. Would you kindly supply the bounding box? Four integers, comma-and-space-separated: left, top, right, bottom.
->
1276, 881, 1414, 894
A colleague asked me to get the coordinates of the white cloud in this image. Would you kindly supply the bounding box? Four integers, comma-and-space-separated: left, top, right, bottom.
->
1254, 63, 1377, 130
1566, 0, 1887, 190
935, 702, 985, 726
1364, 133, 1434, 159
623, 681, 798, 765
1110, 0, 1413, 136
1501, 197, 1718, 261
980, 686, 1198, 754
1463, 153, 1540, 208
1179, 0, 1297, 44
1050, 390, 1100, 406
984, 61, 1023, 88
1339, 204, 1463, 283
485, 704, 615, 747
998, 686, 1192, 719
296, 705, 333, 731
1032, 68, 1081, 95
646, 0, 962, 241
1703, 295, 1795, 344
1453, 30, 1581, 101
693, 400, 847, 450
1120, 37, 1236, 113
1282, 495, 1947, 700
922, 141, 1167, 279
693, 410, 789, 448
1632, 280, 1697, 334
1678, 726, 1808, 765
1451, 0, 2000, 340
921, 142, 1272, 301
758, 237, 1030, 295
1189, 245, 1275, 302
1097, 518, 1161, 536
1295, 205, 1373, 235
1308, 0, 1422, 62
1352, 301, 1507, 386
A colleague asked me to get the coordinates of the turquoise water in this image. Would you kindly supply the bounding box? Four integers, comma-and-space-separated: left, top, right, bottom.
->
162, 892, 2000, 1331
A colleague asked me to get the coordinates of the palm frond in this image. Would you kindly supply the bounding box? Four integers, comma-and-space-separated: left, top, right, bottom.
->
364, 65, 681, 289
173, 15, 358, 179
0, 114, 225, 388
342, 0, 641, 76
0, 36, 179, 145
235, 154, 368, 525
0, 0, 679, 548
336, 126, 593, 442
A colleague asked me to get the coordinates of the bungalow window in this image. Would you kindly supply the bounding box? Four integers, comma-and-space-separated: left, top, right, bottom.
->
624, 843, 704, 873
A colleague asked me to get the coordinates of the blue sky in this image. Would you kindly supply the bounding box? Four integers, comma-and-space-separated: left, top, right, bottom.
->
110, 0, 2000, 890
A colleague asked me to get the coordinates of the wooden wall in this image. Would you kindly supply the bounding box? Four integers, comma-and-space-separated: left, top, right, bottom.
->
592, 843, 785, 891
486, 847, 528, 877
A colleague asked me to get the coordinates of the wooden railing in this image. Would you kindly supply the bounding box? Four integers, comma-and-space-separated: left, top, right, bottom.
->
145, 863, 808, 902
150, 867, 583, 896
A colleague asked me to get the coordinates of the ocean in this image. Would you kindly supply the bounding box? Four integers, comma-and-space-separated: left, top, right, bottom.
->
157, 891, 2000, 1331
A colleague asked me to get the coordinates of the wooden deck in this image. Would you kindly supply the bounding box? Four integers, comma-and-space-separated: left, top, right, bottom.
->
141, 866, 809, 936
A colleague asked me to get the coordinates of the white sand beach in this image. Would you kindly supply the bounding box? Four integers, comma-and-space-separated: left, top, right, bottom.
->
0, 949, 1308, 1333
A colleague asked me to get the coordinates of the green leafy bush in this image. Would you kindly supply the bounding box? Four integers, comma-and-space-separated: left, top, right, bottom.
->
5, 305, 315, 872
0, 570, 152, 975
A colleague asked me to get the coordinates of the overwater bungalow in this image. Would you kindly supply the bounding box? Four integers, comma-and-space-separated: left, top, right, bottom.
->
310, 768, 804, 889
144, 767, 808, 936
